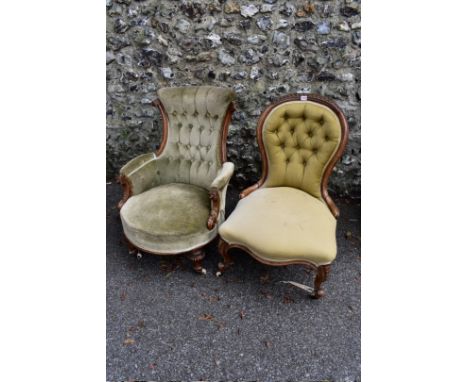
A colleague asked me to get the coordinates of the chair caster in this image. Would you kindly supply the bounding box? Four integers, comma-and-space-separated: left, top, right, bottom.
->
187, 249, 206, 275
136, 251, 143, 260
216, 261, 228, 277
192, 264, 207, 275
311, 289, 325, 299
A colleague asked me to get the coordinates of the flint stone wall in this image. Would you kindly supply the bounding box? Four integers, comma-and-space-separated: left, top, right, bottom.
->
106, 0, 361, 196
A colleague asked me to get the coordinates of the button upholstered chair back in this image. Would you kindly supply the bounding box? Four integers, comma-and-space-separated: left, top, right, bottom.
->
154, 86, 235, 190
254, 94, 349, 214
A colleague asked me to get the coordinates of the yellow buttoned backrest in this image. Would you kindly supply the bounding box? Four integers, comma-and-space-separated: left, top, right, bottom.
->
262, 100, 343, 199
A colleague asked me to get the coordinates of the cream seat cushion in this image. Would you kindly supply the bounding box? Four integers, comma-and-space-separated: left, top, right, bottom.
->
219, 187, 337, 266
120, 183, 217, 254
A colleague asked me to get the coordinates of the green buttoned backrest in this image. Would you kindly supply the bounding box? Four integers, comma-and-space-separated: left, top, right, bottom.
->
262, 100, 343, 200
156, 86, 235, 189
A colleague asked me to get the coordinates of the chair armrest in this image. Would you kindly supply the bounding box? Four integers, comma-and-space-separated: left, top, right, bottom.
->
210, 162, 235, 191
120, 153, 157, 177
118, 153, 160, 209
207, 162, 235, 229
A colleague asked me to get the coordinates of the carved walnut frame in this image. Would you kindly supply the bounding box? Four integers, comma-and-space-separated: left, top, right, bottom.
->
118, 97, 235, 274
217, 94, 349, 298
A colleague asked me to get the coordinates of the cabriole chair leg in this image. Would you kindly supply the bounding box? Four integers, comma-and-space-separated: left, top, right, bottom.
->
312, 264, 331, 299
216, 238, 234, 277
187, 249, 206, 275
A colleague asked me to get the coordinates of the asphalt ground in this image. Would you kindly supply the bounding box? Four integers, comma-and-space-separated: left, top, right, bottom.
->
107, 182, 361, 381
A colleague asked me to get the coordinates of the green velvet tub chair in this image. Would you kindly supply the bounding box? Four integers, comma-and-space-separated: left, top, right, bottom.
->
118, 86, 236, 274
217, 94, 349, 298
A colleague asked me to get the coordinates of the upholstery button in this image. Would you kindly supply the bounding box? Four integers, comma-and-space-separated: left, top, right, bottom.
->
285, 158, 290, 164
319, 116, 325, 125
194, 111, 199, 117
172, 111, 177, 116
177, 123, 182, 127
324, 135, 329, 141
312, 147, 318, 154
214, 115, 219, 120
206, 112, 210, 118
188, 123, 193, 128
182, 111, 187, 116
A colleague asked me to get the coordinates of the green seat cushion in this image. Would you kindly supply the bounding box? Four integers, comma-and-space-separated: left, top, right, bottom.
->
120, 183, 217, 254
219, 187, 337, 266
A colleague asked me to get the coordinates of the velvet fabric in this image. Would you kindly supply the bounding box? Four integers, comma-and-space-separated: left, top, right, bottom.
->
157, 86, 235, 189
262, 101, 342, 200
210, 162, 234, 190
219, 187, 337, 266
119, 86, 235, 254
121, 183, 217, 254
219, 98, 344, 267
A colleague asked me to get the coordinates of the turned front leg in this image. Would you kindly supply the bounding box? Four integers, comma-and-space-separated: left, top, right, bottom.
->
186, 248, 206, 275
216, 238, 234, 276
313, 265, 331, 299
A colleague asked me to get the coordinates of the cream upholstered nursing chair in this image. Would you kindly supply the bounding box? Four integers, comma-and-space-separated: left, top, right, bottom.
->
217, 94, 349, 298
118, 86, 236, 274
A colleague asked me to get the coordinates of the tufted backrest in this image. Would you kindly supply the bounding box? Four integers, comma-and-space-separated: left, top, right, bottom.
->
156, 86, 235, 189
261, 100, 344, 200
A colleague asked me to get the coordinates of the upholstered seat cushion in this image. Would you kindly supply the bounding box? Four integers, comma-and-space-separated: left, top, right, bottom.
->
120, 183, 217, 254
219, 187, 337, 266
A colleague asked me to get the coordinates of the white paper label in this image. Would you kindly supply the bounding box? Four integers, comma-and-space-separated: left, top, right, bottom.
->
300, 95, 307, 101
